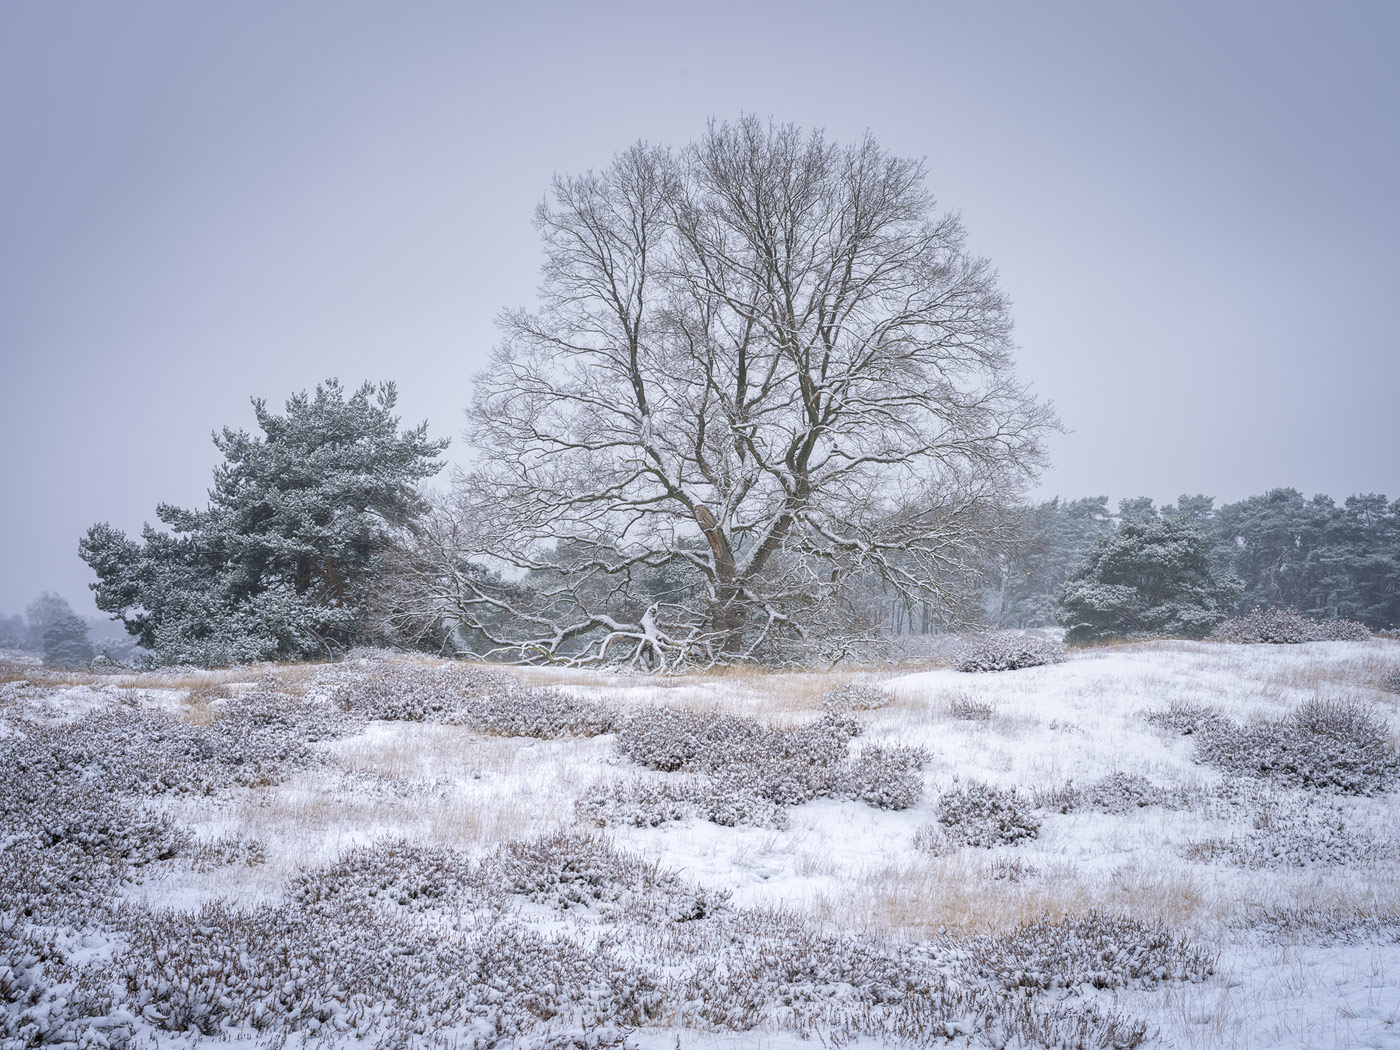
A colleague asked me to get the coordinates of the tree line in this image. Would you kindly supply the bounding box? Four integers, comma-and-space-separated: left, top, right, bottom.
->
66, 118, 1396, 668
991, 492, 1400, 634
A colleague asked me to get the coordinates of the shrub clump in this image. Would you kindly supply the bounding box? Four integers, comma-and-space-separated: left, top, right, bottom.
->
314, 661, 513, 721
820, 683, 895, 712
1036, 772, 1173, 815
447, 685, 617, 738
612, 706, 925, 822
927, 781, 1041, 849
956, 913, 1214, 992
1191, 699, 1399, 795
1210, 607, 1371, 644
955, 634, 1064, 673
484, 832, 729, 923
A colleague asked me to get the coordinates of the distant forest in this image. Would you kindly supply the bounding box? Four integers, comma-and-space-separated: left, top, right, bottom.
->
985, 488, 1399, 631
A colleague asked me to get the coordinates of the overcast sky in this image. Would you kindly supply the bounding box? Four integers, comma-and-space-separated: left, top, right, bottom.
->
2, 1, 1397, 617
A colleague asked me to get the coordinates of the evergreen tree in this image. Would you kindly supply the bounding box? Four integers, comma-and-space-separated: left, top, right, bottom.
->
80, 380, 447, 666
42, 613, 94, 667
994, 497, 1115, 627
1058, 516, 1242, 642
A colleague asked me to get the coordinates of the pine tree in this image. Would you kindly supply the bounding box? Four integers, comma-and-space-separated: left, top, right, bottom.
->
80, 380, 447, 665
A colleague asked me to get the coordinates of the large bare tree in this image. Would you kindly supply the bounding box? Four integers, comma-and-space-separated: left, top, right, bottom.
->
426, 118, 1056, 667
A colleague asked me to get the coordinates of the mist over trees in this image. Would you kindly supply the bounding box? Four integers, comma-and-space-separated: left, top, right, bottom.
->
990, 490, 1400, 635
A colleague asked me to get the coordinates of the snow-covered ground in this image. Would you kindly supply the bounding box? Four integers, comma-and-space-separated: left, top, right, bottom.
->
3, 639, 1398, 1049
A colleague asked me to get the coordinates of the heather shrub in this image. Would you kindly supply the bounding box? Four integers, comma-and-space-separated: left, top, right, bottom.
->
820, 683, 895, 712
314, 661, 513, 721
484, 832, 729, 923
930, 781, 1040, 848
1144, 700, 1229, 737
945, 693, 995, 720
613, 706, 922, 820
956, 633, 1065, 673
446, 685, 617, 738
1183, 796, 1391, 868
956, 913, 1214, 991
837, 746, 929, 810
1380, 667, 1400, 694
1192, 699, 1399, 794
1211, 607, 1371, 644
287, 839, 489, 915
1041, 772, 1172, 815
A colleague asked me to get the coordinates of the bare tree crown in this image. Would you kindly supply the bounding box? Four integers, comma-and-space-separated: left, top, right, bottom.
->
416, 118, 1055, 667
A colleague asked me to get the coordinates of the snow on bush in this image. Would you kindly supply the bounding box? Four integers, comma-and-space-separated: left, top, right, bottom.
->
1191, 699, 1399, 795
1381, 666, 1400, 694
446, 685, 617, 738
928, 781, 1041, 849
945, 692, 996, 720
955, 912, 1214, 992
316, 661, 618, 737
314, 661, 513, 721
1144, 700, 1229, 737
484, 832, 729, 923
612, 706, 924, 821
287, 839, 489, 916
1210, 607, 1371, 644
1035, 772, 1176, 815
1183, 794, 1393, 869
837, 746, 928, 810
955, 633, 1065, 673
819, 683, 895, 712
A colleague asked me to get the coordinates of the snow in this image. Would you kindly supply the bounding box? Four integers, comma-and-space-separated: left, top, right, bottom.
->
4, 638, 1399, 1048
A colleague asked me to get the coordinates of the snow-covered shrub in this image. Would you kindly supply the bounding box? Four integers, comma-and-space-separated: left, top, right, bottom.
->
1210, 607, 1371, 644
111, 900, 660, 1041
188, 835, 267, 871
945, 692, 995, 720
613, 706, 915, 818
1383, 666, 1400, 694
837, 746, 928, 810
1183, 794, 1392, 868
955, 633, 1064, 673
0, 914, 127, 1049
1192, 699, 1399, 795
1144, 700, 1229, 737
315, 661, 512, 721
215, 689, 365, 743
447, 685, 617, 738
957, 913, 1213, 992
932, 781, 1040, 848
982, 856, 1040, 882
287, 839, 488, 915
820, 683, 895, 712
575, 776, 790, 831
1046, 772, 1170, 815
484, 832, 728, 923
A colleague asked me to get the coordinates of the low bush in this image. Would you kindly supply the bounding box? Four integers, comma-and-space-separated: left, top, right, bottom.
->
1211, 607, 1371, 644
956, 912, 1214, 992
820, 683, 895, 713
1183, 796, 1392, 869
484, 832, 729, 923
956, 634, 1065, 673
1144, 701, 1229, 737
287, 839, 488, 916
1191, 699, 1399, 795
314, 661, 513, 721
1036, 772, 1172, 815
929, 781, 1040, 849
446, 686, 617, 738
945, 693, 996, 720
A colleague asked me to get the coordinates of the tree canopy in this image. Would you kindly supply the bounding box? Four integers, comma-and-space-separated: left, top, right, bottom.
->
80, 380, 446, 665
408, 118, 1055, 667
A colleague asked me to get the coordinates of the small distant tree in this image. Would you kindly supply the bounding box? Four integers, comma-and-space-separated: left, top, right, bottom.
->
24, 591, 75, 650
1058, 516, 1242, 643
42, 613, 94, 667
80, 380, 447, 666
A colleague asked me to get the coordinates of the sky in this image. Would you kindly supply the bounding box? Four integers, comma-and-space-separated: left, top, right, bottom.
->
2, 0, 1397, 617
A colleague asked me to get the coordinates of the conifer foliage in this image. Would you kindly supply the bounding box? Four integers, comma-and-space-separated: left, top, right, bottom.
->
1057, 516, 1242, 643
80, 380, 446, 665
